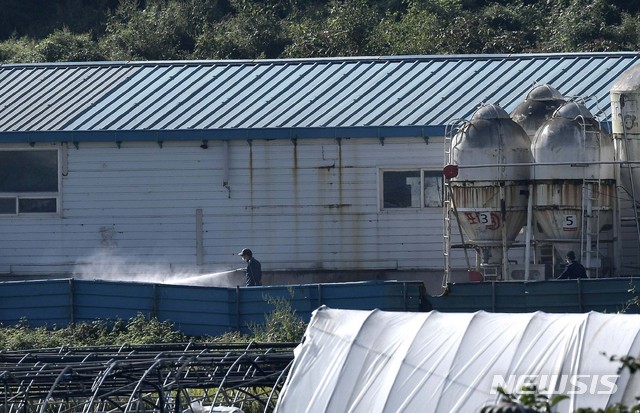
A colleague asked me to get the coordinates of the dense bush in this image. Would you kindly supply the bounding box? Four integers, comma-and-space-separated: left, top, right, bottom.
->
210, 293, 308, 344
0, 314, 187, 350
2, 0, 640, 63
250, 294, 308, 343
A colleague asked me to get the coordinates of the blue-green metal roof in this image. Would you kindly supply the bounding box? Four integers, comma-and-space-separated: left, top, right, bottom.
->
1, 53, 638, 143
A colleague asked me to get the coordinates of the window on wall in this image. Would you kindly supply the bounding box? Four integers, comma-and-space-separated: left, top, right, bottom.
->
381, 169, 443, 209
0, 149, 59, 215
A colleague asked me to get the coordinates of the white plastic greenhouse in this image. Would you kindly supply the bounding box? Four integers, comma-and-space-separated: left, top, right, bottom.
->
275, 307, 640, 413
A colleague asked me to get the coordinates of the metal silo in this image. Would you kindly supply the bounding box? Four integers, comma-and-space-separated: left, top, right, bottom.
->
511, 84, 566, 138
531, 101, 615, 277
448, 104, 532, 279
510, 84, 566, 280
611, 64, 640, 197
610, 64, 640, 275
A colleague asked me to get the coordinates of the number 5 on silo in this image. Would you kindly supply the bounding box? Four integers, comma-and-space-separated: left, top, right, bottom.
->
563, 214, 578, 231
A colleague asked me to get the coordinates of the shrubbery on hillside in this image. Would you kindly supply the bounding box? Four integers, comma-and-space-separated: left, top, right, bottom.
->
2, 0, 640, 63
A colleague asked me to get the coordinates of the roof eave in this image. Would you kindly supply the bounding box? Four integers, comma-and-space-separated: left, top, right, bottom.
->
0, 125, 446, 144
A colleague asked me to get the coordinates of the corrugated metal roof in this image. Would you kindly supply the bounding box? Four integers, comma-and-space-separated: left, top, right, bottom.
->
0, 53, 638, 142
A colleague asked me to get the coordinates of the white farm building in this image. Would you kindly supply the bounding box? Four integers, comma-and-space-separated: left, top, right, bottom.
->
1, 53, 640, 290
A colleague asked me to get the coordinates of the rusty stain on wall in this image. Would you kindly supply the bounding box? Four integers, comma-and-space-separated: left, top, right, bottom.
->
337, 138, 343, 209
99, 226, 117, 247
248, 139, 253, 205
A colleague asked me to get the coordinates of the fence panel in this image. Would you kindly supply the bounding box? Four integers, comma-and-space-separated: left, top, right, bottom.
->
523, 281, 582, 312
156, 284, 234, 336
73, 280, 156, 323
319, 281, 424, 312
428, 283, 495, 312
580, 278, 640, 313
0, 279, 71, 326
428, 278, 640, 314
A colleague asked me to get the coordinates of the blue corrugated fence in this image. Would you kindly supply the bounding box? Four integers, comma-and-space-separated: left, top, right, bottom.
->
427, 278, 640, 313
4, 278, 638, 337
0, 279, 425, 336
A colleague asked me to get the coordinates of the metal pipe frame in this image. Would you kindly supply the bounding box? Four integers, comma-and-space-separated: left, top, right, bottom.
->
0, 343, 296, 413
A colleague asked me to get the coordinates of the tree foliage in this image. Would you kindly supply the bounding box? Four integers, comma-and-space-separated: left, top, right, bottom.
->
195, 0, 289, 59
1, 0, 640, 63
100, 0, 199, 60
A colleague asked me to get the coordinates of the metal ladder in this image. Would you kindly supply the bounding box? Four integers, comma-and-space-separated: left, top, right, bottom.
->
442, 120, 470, 286
582, 178, 601, 277
442, 123, 454, 287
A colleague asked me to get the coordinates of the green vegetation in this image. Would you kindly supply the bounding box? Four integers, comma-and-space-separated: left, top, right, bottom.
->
0, 296, 307, 350
250, 294, 308, 343
489, 355, 640, 413
491, 383, 569, 413
0, 315, 187, 350
215, 293, 308, 344
1, 0, 640, 63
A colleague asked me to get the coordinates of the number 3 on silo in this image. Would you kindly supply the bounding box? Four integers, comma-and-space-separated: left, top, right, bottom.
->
563, 214, 578, 231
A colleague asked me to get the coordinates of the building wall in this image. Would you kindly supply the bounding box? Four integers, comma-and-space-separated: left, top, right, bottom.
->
2, 136, 636, 287
0, 137, 456, 286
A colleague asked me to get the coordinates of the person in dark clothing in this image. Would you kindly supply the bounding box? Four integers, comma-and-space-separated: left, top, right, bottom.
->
557, 251, 587, 279
238, 248, 262, 286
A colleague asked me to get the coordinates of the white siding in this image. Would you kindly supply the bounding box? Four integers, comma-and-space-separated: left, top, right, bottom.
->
0, 138, 452, 277
5, 137, 636, 280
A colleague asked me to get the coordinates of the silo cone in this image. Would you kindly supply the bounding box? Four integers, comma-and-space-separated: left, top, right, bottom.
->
450, 104, 532, 279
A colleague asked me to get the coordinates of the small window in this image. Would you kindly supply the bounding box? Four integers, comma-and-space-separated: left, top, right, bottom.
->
0, 149, 59, 215
381, 169, 443, 210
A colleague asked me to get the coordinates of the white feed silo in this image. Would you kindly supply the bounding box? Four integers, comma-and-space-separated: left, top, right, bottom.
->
610, 63, 640, 275
531, 101, 615, 277
511, 84, 567, 138
449, 104, 532, 279
611, 64, 640, 197
509, 84, 567, 280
